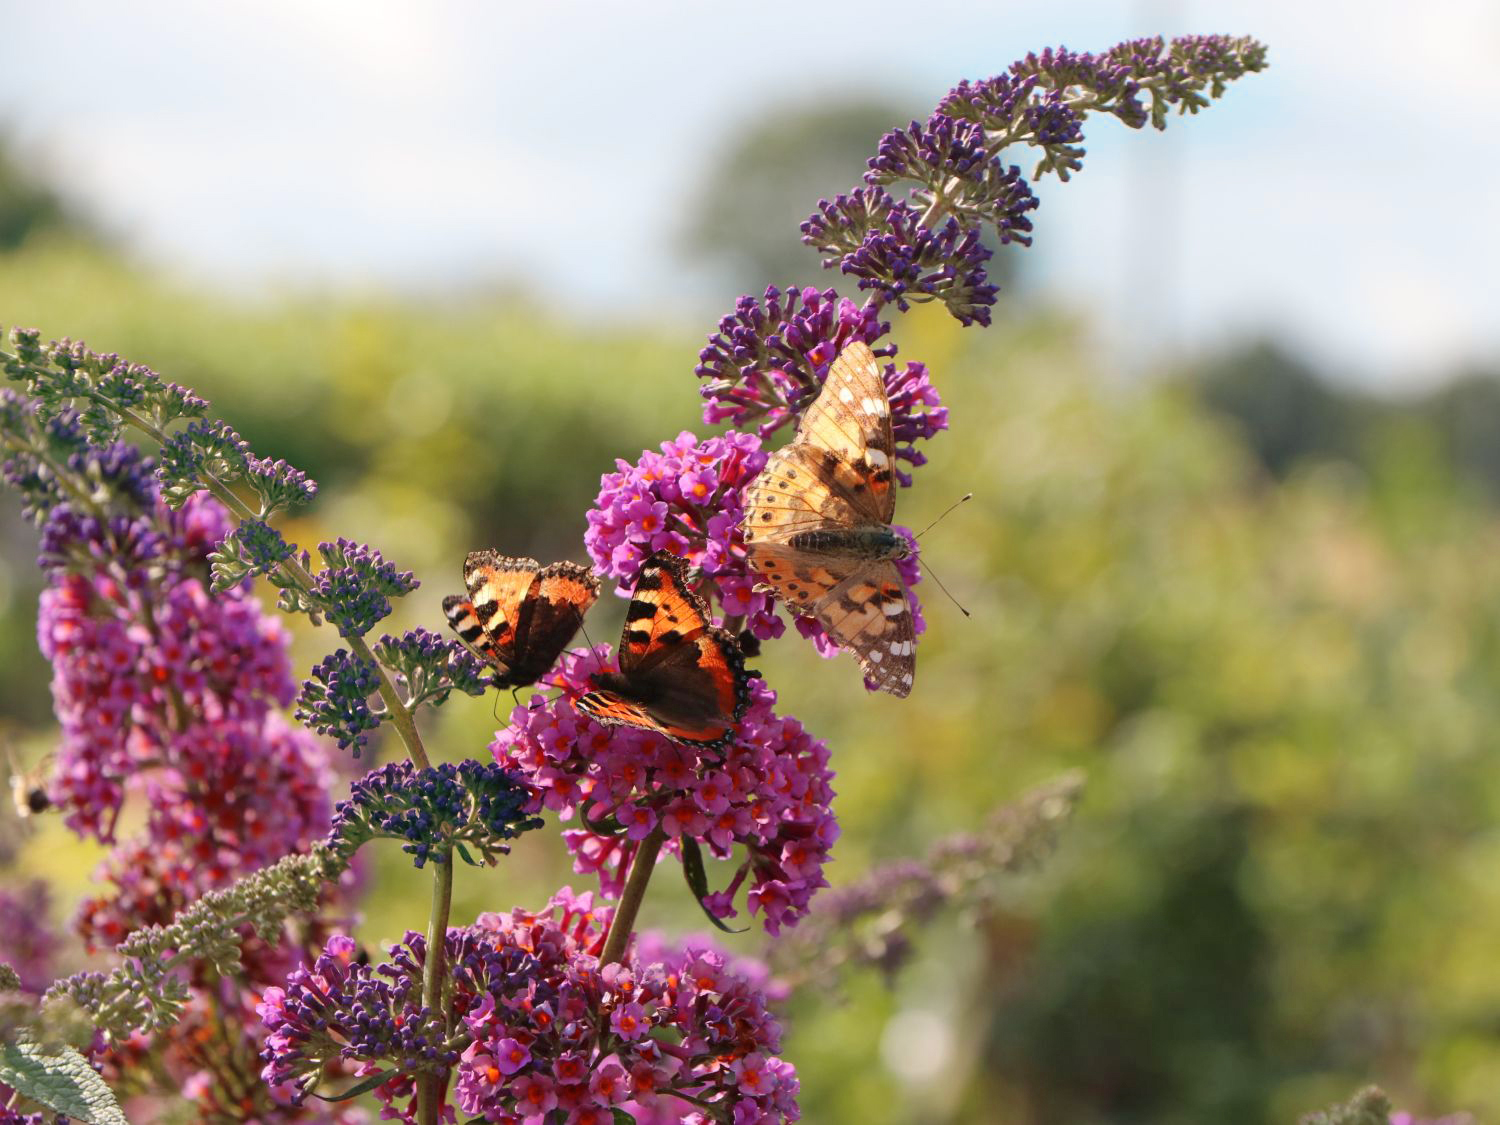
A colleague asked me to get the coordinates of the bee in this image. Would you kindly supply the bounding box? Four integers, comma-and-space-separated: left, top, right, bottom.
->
7, 750, 52, 819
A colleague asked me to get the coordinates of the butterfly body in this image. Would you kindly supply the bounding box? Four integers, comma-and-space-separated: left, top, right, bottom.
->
575, 551, 751, 749
786, 526, 910, 560
741, 340, 919, 697
443, 553, 599, 690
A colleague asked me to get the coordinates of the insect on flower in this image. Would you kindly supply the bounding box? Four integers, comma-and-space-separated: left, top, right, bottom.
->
443, 551, 600, 691
576, 551, 753, 748
742, 340, 920, 696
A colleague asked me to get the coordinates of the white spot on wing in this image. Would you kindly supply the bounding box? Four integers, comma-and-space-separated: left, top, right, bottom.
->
838, 387, 855, 404
861, 396, 887, 416
867, 449, 889, 469
882, 601, 903, 617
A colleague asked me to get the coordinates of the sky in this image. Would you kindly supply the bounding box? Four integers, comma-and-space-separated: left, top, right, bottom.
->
1, 0, 1496, 390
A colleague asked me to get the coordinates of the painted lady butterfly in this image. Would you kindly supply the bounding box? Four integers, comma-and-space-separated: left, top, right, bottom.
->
443, 552, 600, 690
576, 550, 752, 748
741, 340, 918, 697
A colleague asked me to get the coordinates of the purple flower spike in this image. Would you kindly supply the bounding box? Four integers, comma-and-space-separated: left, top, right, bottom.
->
311, 537, 419, 639
803, 190, 999, 326
34, 474, 335, 945
297, 648, 382, 755
326, 758, 543, 867
696, 285, 888, 437
868, 115, 991, 189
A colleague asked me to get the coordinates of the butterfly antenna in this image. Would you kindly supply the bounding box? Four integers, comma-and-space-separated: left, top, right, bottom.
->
914, 492, 973, 540
919, 555, 971, 618
574, 613, 606, 672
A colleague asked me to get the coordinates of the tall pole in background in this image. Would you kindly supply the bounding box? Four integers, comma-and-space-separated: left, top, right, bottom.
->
1128, 0, 1182, 375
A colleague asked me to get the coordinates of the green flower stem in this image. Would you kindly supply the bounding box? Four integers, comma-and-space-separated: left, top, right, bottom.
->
417, 855, 454, 1125
599, 826, 667, 966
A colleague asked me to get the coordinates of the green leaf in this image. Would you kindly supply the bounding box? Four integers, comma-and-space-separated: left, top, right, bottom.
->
612, 1110, 638, 1124
0, 1037, 128, 1125
581, 802, 623, 836
680, 837, 748, 934
454, 840, 478, 867
310, 1066, 401, 1102
680, 835, 710, 897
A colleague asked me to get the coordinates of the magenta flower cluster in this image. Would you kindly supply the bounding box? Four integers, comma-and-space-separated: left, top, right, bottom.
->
585, 429, 785, 639
36, 472, 333, 943
260, 889, 797, 1123
492, 649, 837, 934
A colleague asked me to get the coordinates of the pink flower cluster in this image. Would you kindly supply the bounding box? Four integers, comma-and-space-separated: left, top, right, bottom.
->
492, 650, 837, 934
36, 491, 334, 943
585, 429, 784, 640
454, 890, 799, 1124
72, 714, 332, 947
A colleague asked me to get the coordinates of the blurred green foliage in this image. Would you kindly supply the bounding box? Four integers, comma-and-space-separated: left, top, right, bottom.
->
3, 240, 1499, 1125
1194, 342, 1500, 503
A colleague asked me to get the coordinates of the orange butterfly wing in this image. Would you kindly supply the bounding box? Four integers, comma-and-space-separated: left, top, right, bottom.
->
443, 552, 599, 689
576, 551, 751, 747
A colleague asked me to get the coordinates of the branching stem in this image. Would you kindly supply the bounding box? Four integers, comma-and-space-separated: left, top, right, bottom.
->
89, 398, 432, 770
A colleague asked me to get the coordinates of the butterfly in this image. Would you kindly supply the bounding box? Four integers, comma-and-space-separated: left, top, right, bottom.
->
740, 339, 917, 697
575, 550, 752, 749
443, 552, 600, 690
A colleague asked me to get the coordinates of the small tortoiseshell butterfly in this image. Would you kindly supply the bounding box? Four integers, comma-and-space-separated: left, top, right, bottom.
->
575, 551, 752, 749
443, 552, 600, 690
741, 340, 918, 697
